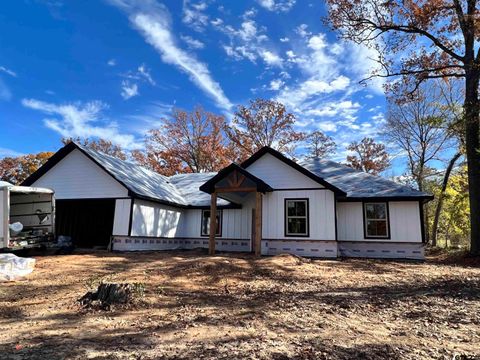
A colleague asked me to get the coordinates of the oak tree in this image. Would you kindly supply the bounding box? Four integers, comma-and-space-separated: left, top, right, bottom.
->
0, 152, 54, 185
225, 99, 306, 160
61, 137, 127, 160
135, 107, 234, 176
346, 137, 390, 175
325, 0, 480, 253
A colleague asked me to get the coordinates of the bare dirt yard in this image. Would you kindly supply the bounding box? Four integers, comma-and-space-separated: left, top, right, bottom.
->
0, 249, 479, 360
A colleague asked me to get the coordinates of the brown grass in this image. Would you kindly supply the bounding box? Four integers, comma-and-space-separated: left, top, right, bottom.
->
0, 249, 479, 359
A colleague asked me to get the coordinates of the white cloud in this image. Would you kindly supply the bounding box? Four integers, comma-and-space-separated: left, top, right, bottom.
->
137, 63, 155, 85
182, 0, 209, 32
305, 100, 360, 118
261, 50, 283, 67
21, 98, 139, 149
121, 80, 139, 99
317, 121, 337, 132
256, 0, 296, 12
107, 59, 117, 66
109, 0, 232, 111
280, 37, 289, 42
218, 18, 285, 68
295, 24, 311, 37
121, 63, 156, 86
371, 112, 385, 123
181, 35, 205, 49
269, 79, 284, 90
0, 66, 17, 77
210, 18, 223, 26
277, 76, 350, 110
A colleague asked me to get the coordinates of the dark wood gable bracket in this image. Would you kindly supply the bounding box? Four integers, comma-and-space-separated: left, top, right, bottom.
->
199, 163, 273, 257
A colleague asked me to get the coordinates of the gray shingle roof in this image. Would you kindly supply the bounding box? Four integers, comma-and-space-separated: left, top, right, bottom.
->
77, 144, 188, 206
300, 158, 432, 199
169, 172, 231, 207
78, 144, 232, 207
25, 142, 430, 207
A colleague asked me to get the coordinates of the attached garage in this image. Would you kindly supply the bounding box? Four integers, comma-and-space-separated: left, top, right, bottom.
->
55, 199, 115, 248
21, 142, 188, 249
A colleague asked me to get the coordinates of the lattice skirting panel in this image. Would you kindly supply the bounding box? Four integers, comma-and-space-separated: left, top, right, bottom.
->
111, 236, 251, 252
338, 241, 425, 260
261, 240, 338, 258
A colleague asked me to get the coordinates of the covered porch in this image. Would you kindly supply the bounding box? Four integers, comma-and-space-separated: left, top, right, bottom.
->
199, 164, 273, 256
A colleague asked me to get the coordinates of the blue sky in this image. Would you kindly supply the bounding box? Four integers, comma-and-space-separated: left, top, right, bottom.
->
0, 0, 394, 172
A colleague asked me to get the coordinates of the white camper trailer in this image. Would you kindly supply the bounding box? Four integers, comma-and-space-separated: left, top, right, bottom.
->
0, 181, 55, 250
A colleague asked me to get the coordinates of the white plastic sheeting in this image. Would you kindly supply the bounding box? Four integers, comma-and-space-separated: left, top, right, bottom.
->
0, 254, 36, 281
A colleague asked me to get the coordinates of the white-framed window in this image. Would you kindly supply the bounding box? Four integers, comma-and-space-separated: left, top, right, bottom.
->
363, 202, 389, 238
201, 209, 222, 237
285, 198, 309, 237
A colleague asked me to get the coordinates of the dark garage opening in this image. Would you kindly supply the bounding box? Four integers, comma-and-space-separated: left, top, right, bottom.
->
56, 199, 116, 248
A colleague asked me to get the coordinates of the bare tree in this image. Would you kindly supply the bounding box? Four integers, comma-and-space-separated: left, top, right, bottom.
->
305, 130, 337, 158
385, 82, 456, 192
325, 0, 480, 254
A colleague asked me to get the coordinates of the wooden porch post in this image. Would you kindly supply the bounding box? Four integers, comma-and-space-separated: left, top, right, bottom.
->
209, 191, 217, 255
255, 191, 262, 257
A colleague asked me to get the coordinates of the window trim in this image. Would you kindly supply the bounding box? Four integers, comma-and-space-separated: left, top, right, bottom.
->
362, 201, 391, 239
284, 198, 310, 237
200, 209, 223, 237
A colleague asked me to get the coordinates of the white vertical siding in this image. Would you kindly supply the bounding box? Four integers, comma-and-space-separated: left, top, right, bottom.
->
131, 199, 184, 237
389, 201, 422, 242
31, 149, 128, 199
262, 189, 336, 240
337, 201, 422, 242
112, 199, 131, 236
245, 153, 322, 189
181, 194, 255, 239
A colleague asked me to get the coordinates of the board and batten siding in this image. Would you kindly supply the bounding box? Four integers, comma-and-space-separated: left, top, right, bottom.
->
262, 189, 336, 240
31, 149, 128, 199
131, 199, 184, 238
245, 153, 322, 189
182, 194, 255, 239
337, 201, 422, 242
112, 199, 131, 236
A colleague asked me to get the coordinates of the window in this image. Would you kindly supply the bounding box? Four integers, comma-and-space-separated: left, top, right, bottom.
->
364, 202, 389, 238
201, 209, 222, 237
285, 199, 309, 237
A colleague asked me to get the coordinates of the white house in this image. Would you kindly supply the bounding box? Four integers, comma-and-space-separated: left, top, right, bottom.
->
23, 142, 433, 259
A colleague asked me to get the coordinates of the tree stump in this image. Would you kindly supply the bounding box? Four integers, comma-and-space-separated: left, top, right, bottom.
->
79, 283, 136, 309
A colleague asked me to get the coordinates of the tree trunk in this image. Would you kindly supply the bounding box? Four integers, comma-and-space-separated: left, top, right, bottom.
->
424, 206, 430, 244
464, 70, 480, 255
431, 152, 462, 247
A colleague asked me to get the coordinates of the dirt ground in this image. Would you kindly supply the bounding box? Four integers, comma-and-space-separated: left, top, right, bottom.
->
0, 249, 479, 360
